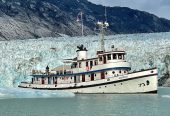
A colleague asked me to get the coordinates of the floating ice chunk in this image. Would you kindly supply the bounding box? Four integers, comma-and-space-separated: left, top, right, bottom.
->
161, 95, 170, 98
0, 88, 75, 99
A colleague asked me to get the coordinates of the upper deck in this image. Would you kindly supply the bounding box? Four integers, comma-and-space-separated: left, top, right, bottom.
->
31, 45, 131, 78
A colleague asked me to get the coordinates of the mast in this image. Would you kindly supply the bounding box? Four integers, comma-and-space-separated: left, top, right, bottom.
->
97, 7, 109, 52
81, 12, 84, 36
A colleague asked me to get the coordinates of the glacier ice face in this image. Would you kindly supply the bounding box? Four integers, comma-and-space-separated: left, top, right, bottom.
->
0, 32, 170, 87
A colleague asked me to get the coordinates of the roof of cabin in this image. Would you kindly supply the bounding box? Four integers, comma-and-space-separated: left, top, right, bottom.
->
97, 51, 126, 55
51, 65, 71, 71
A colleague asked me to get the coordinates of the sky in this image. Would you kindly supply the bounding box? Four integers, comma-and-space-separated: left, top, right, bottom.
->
88, 0, 170, 20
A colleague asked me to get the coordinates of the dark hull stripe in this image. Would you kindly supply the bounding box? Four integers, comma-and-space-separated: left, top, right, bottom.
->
19, 73, 157, 90
74, 90, 158, 94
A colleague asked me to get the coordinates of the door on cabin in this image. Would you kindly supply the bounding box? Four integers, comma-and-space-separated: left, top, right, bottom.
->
48, 77, 51, 84
32, 78, 34, 84
91, 73, 94, 81
90, 61, 93, 69
101, 72, 105, 79
103, 55, 107, 64
74, 76, 76, 83
82, 74, 85, 82
42, 79, 45, 84
54, 77, 57, 84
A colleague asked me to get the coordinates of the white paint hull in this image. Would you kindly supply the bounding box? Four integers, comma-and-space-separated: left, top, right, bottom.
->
18, 69, 158, 94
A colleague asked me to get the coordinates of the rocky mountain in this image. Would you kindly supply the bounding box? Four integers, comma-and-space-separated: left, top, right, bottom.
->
1, 0, 170, 40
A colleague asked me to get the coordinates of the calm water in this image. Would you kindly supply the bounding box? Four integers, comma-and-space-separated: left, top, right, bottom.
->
0, 87, 170, 116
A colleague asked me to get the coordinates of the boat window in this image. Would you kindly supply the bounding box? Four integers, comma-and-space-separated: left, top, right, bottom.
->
99, 56, 102, 61
105, 72, 108, 75
60, 70, 63, 75
118, 54, 122, 59
90, 61, 93, 68
90, 61, 93, 66
122, 54, 125, 60
94, 60, 98, 65
119, 70, 121, 73
71, 62, 77, 68
107, 54, 111, 60
113, 54, 117, 59
56, 71, 59, 75
112, 71, 115, 74
86, 61, 88, 67
79, 62, 81, 68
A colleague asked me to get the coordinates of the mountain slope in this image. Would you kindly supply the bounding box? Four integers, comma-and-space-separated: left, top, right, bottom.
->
1, 0, 170, 40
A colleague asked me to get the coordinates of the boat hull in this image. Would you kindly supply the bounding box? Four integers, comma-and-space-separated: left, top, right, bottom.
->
18, 69, 158, 94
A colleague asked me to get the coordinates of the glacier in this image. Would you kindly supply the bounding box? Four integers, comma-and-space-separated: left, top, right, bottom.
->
0, 32, 170, 87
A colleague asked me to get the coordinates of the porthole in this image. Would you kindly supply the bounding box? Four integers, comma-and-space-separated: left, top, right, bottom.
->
146, 80, 150, 85
112, 71, 115, 74
121, 83, 123, 85
105, 72, 108, 75
105, 86, 107, 88
151, 71, 154, 73
124, 71, 126, 73
95, 74, 96, 76
119, 70, 121, 73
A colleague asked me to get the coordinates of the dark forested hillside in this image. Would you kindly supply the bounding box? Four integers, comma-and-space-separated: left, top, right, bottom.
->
1, 0, 170, 40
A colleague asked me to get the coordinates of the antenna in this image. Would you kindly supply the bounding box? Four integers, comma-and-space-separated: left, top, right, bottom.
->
77, 11, 84, 36
104, 6, 107, 22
